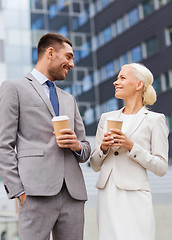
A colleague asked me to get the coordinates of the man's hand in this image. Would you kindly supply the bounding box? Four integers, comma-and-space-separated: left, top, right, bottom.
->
18, 193, 27, 207
56, 129, 81, 153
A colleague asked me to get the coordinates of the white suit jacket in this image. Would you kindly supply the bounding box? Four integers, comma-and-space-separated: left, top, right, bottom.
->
90, 107, 169, 191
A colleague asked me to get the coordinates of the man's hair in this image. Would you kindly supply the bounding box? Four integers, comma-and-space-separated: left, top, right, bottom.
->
37, 33, 72, 60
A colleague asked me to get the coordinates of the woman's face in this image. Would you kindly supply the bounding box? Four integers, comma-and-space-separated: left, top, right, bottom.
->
113, 66, 142, 100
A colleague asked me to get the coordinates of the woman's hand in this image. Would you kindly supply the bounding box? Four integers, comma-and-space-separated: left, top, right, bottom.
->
100, 132, 116, 154
100, 129, 134, 153
109, 128, 134, 151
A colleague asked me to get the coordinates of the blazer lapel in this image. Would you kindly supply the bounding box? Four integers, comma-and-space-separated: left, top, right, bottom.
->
124, 106, 148, 138
111, 106, 148, 151
25, 73, 55, 117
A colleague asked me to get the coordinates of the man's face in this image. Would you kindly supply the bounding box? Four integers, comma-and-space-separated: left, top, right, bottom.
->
48, 42, 74, 81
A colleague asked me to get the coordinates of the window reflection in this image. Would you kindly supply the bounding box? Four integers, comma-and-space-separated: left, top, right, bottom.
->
142, 0, 154, 17
131, 45, 142, 62
84, 108, 95, 125
103, 26, 112, 44
101, 0, 110, 9
169, 26, 172, 43
31, 14, 45, 30
128, 8, 139, 27
35, 0, 44, 10
153, 76, 161, 94
145, 36, 158, 57
105, 61, 115, 79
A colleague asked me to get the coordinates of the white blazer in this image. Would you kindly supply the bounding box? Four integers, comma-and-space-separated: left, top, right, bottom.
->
90, 107, 169, 191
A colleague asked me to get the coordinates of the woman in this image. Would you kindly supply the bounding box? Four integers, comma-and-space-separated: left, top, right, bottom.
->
90, 63, 169, 240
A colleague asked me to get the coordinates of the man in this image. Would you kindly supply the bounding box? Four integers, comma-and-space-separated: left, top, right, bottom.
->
0, 33, 91, 240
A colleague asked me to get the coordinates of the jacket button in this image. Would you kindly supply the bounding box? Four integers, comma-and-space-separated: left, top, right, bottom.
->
114, 151, 119, 156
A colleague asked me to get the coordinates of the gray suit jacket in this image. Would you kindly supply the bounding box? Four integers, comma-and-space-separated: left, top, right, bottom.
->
0, 73, 91, 200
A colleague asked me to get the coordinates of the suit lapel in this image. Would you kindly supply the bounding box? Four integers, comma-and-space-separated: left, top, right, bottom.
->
123, 106, 148, 138
110, 106, 148, 150
25, 73, 55, 117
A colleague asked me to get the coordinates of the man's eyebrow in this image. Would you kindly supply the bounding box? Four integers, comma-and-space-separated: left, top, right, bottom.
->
66, 52, 75, 59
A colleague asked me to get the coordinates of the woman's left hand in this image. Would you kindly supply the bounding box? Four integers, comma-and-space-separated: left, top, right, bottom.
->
109, 128, 134, 152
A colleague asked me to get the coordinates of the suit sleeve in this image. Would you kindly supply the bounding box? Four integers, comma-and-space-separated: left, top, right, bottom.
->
128, 114, 169, 176
0, 81, 24, 198
90, 113, 109, 172
72, 96, 91, 162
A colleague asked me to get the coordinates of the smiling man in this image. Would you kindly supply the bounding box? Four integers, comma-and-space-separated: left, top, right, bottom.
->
0, 33, 91, 240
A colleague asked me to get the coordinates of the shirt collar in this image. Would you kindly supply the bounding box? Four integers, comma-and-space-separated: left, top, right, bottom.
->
31, 68, 48, 85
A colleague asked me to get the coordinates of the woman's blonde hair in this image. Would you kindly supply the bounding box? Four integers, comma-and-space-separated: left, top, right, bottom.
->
123, 63, 157, 105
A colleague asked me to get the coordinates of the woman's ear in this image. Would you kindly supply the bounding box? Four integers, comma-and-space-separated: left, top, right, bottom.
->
136, 81, 144, 91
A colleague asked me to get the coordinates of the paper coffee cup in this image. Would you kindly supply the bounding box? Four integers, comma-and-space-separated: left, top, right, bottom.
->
107, 119, 123, 132
52, 116, 69, 137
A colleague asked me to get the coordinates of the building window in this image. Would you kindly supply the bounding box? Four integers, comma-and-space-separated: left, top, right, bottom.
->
158, 0, 164, 7
131, 45, 142, 62
101, 0, 110, 9
96, 34, 101, 48
105, 61, 115, 79
114, 21, 119, 36
84, 108, 95, 125
164, 72, 170, 90
58, 26, 68, 38
0, 40, 4, 62
79, 10, 88, 27
142, 0, 154, 17
82, 74, 93, 92
32, 48, 37, 64
73, 2, 81, 13
117, 56, 122, 71
145, 36, 158, 57
35, 0, 44, 10
120, 16, 126, 33
167, 114, 172, 133
74, 50, 80, 63
98, 68, 104, 82
31, 14, 45, 30
80, 42, 90, 59
153, 76, 161, 94
73, 17, 79, 31
168, 26, 172, 44
107, 98, 118, 111
102, 26, 112, 44
94, 1, 99, 14
128, 8, 139, 27
122, 53, 129, 65
49, 4, 57, 19
64, 87, 72, 94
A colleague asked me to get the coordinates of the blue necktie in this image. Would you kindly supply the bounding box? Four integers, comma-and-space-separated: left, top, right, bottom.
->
46, 80, 59, 116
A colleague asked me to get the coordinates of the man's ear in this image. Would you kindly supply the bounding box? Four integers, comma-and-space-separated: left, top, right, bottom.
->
136, 81, 144, 91
47, 47, 54, 59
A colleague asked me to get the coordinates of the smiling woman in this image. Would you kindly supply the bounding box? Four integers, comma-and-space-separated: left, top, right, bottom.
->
90, 63, 169, 240
114, 63, 157, 109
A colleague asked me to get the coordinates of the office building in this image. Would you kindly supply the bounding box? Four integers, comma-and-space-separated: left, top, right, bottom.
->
30, 0, 172, 162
